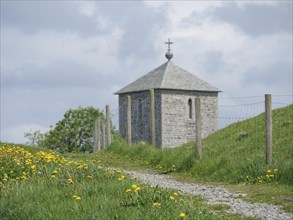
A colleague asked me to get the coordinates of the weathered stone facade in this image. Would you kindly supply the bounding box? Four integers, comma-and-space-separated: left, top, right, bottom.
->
118, 89, 218, 148
116, 61, 220, 148
160, 90, 218, 148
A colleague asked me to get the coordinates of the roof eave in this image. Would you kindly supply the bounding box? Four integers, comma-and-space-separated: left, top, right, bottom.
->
114, 87, 221, 95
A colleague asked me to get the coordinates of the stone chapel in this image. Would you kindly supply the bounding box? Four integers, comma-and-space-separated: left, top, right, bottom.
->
115, 40, 220, 148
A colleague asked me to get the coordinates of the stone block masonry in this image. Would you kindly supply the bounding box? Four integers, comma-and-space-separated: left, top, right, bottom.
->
161, 90, 218, 148
119, 89, 218, 148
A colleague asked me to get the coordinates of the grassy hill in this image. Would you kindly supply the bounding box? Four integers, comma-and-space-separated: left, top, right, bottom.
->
105, 104, 293, 185
0, 145, 248, 220
1, 105, 292, 218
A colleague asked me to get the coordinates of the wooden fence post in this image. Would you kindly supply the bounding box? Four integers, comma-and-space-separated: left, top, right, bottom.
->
127, 95, 132, 145
150, 89, 156, 146
195, 97, 202, 159
106, 105, 111, 147
93, 116, 101, 152
265, 94, 272, 165
102, 123, 106, 149
97, 117, 101, 150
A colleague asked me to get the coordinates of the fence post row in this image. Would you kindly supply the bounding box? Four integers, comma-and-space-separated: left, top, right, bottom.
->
265, 94, 272, 165
150, 89, 156, 146
127, 95, 132, 146
93, 116, 101, 152
106, 105, 112, 147
93, 117, 98, 152
94, 94, 275, 165
97, 117, 101, 151
195, 97, 202, 159
102, 123, 106, 149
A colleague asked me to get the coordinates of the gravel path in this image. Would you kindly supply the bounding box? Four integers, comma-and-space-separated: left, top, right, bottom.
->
125, 170, 293, 220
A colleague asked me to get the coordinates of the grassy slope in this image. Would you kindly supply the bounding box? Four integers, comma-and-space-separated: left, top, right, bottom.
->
0, 144, 250, 220
103, 105, 293, 184
88, 105, 293, 212
2, 105, 291, 216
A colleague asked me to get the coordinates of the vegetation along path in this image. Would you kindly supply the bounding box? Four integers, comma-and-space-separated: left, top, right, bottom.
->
124, 169, 292, 220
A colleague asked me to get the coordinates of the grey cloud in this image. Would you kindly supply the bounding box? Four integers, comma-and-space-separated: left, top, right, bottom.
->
211, 2, 292, 36
95, 2, 168, 60
202, 50, 224, 74
1, 84, 118, 138
2, 1, 169, 62
243, 61, 292, 89
2, 61, 121, 89
1, 1, 102, 36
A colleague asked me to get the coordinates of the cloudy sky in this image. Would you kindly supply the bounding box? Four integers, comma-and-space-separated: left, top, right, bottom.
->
1, 1, 292, 144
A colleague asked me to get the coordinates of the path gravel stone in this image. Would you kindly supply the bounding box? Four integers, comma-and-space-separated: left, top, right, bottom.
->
125, 170, 293, 220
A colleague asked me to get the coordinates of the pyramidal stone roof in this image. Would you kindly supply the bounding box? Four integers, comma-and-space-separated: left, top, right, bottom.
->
115, 61, 220, 94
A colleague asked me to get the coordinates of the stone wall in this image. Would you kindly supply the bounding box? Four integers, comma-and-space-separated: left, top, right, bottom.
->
161, 90, 218, 148
119, 89, 218, 148
118, 90, 162, 146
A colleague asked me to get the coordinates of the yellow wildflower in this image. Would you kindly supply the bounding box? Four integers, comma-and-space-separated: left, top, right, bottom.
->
77, 165, 83, 169
72, 195, 81, 200
126, 189, 132, 193
153, 202, 161, 207
135, 187, 141, 192
118, 175, 125, 181
173, 192, 179, 196
170, 196, 175, 201
68, 178, 74, 184
86, 175, 93, 179
132, 184, 138, 189
179, 212, 186, 218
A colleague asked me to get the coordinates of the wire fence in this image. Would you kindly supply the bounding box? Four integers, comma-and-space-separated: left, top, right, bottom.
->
204, 95, 292, 163
97, 94, 292, 163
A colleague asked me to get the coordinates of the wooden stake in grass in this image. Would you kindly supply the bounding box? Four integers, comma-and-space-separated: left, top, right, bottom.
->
127, 95, 132, 146
102, 123, 106, 149
93, 116, 101, 152
106, 105, 111, 147
265, 94, 272, 165
195, 97, 202, 159
150, 89, 156, 146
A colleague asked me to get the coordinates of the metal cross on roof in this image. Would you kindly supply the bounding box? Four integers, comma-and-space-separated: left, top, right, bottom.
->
165, 38, 173, 52
165, 38, 174, 61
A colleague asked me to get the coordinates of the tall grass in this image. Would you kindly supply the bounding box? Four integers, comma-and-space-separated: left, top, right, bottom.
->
0, 144, 245, 220
106, 105, 293, 185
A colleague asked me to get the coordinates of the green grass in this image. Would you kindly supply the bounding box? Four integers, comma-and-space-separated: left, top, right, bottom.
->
1, 105, 292, 218
103, 105, 293, 185
87, 105, 293, 212
0, 144, 251, 220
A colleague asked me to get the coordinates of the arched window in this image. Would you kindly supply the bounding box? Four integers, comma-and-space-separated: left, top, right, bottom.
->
188, 98, 192, 119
